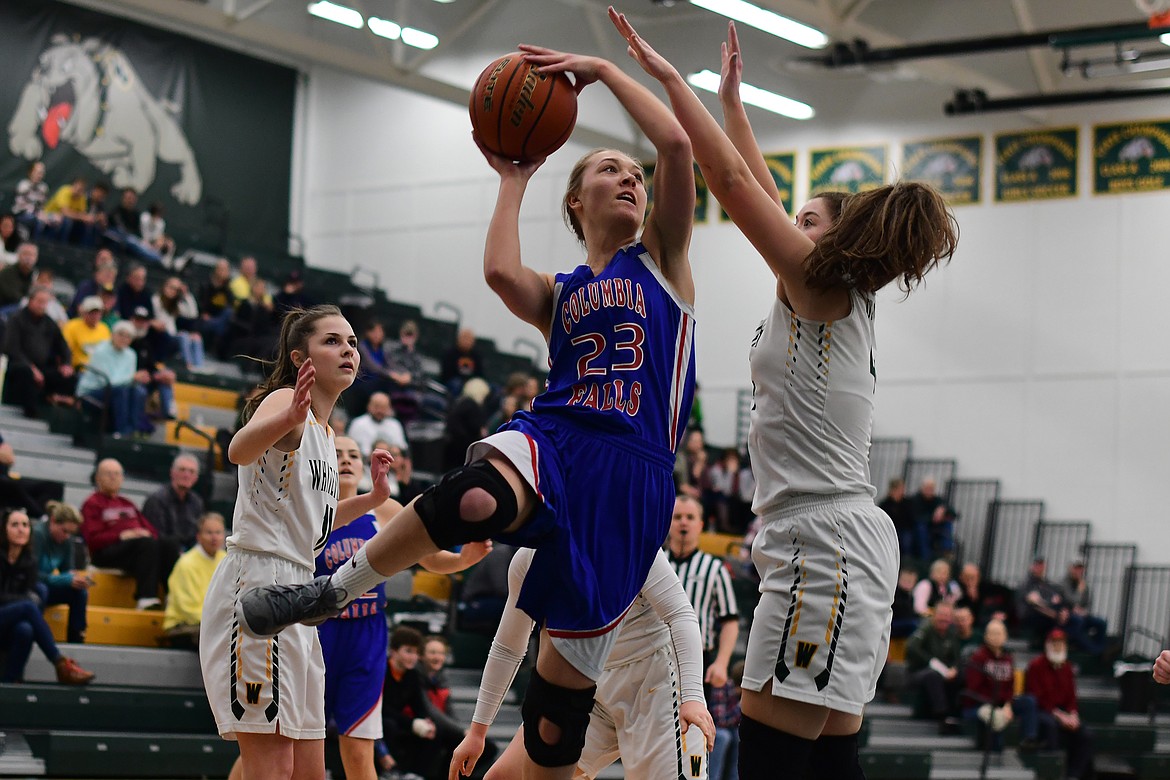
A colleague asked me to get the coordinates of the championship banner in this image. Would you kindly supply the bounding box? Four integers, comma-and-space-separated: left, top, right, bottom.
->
719, 151, 795, 221
902, 136, 982, 205
0, 0, 296, 255
994, 128, 1079, 202
808, 145, 887, 195
1093, 120, 1170, 195
644, 161, 711, 224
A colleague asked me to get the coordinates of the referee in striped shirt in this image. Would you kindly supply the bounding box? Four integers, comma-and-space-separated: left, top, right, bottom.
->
667, 494, 740, 689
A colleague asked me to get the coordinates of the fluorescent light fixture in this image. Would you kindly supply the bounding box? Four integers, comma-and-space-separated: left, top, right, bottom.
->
368, 16, 401, 40
401, 27, 439, 49
687, 69, 814, 120
689, 0, 828, 49
307, 1, 362, 29
1161, 33, 1170, 46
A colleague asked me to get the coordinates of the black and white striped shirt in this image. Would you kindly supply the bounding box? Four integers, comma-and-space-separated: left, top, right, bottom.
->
667, 549, 738, 654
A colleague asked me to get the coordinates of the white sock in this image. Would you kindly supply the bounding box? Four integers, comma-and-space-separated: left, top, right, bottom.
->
329, 546, 387, 608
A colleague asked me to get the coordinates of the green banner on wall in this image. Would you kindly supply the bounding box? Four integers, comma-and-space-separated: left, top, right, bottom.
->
1093, 120, 1170, 195
994, 128, 1079, 202
0, 0, 296, 258
808, 145, 887, 195
719, 151, 795, 221
902, 136, 982, 205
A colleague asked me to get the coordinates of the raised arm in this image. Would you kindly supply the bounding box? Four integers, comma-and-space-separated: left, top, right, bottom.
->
519, 44, 695, 302
610, 9, 816, 293
226, 360, 313, 465
718, 22, 782, 207
479, 144, 557, 340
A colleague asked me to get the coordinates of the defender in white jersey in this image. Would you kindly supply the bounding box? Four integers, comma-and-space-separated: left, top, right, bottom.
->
449, 547, 714, 780
200, 306, 393, 780
614, 16, 959, 778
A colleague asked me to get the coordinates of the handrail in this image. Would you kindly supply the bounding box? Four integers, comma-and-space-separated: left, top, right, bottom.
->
174, 419, 217, 501
77, 364, 112, 438
511, 338, 542, 365
350, 265, 379, 293
432, 301, 462, 323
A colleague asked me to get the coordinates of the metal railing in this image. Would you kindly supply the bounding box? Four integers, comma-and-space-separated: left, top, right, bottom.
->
903, 458, 957, 497
868, 437, 912, 500
1034, 520, 1091, 579
1120, 565, 1170, 659
947, 479, 1000, 567
1083, 542, 1137, 631
982, 500, 1044, 588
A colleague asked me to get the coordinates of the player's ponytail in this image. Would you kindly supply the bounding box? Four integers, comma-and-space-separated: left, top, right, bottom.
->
241, 304, 342, 423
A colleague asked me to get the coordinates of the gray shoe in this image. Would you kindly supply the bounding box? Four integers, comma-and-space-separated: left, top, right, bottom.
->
235, 575, 348, 637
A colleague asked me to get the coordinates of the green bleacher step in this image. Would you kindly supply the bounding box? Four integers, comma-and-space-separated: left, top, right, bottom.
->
0, 684, 214, 733
28, 731, 236, 778
858, 748, 931, 779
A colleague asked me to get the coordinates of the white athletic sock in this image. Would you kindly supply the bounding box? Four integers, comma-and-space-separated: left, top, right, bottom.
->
328, 546, 386, 607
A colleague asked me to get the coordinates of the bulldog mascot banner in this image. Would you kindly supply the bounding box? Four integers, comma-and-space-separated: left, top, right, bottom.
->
1, 0, 296, 253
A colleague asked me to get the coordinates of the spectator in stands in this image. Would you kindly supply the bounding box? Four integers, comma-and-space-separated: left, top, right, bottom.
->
912, 558, 961, 617
228, 255, 265, 306
226, 277, 278, 361
152, 276, 206, 371
273, 269, 313, 315
3, 285, 76, 417
961, 619, 1041, 752
674, 427, 707, 502
1061, 560, 1108, 655
667, 494, 739, 691
198, 258, 234, 356
911, 476, 958, 560
115, 263, 154, 321
1026, 628, 1096, 780
32, 502, 91, 644
0, 430, 65, 518
906, 601, 963, 734
0, 508, 94, 684
25, 269, 67, 325
953, 605, 980, 657
69, 250, 118, 315
879, 477, 918, 563
355, 320, 410, 412
956, 561, 1011, 627
708, 660, 743, 780
439, 326, 483, 396
76, 321, 152, 437
62, 295, 111, 368
80, 458, 181, 610
456, 541, 516, 636
128, 307, 179, 419
0, 242, 38, 308
1016, 556, 1069, 644
442, 377, 490, 471
348, 392, 408, 458
385, 444, 425, 506
82, 182, 110, 247
41, 176, 94, 244
11, 161, 49, 238
891, 566, 921, 639
138, 202, 175, 263
0, 213, 20, 266
385, 319, 428, 421
163, 512, 226, 648
418, 634, 478, 772
377, 626, 442, 777
706, 448, 743, 534
142, 454, 205, 550
106, 188, 162, 264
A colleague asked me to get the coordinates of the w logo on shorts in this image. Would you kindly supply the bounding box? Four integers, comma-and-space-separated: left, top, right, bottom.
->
794, 641, 819, 669
245, 682, 262, 704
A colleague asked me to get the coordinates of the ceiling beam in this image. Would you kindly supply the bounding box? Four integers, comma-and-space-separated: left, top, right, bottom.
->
1010, 0, 1054, 93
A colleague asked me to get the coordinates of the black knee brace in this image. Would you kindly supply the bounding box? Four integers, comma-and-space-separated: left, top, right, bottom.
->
520, 670, 596, 768
809, 732, 865, 780
413, 460, 519, 550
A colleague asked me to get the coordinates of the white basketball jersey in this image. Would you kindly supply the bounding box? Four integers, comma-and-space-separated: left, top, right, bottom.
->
748, 290, 877, 515
228, 410, 339, 570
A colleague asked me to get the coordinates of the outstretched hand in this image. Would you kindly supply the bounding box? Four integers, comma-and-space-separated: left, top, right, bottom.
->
719, 21, 743, 106
680, 700, 716, 751
368, 448, 394, 501
448, 731, 485, 780
518, 44, 603, 94
608, 6, 680, 83
458, 540, 493, 568
473, 135, 545, 179
287, 358, 314, 423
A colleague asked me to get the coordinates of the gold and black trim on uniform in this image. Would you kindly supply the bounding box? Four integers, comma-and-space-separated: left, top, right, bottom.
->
773, 536, 804, 683
813, 526, 849, 692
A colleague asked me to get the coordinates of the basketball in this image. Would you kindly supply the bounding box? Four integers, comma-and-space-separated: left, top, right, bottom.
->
469, 52, 577, 163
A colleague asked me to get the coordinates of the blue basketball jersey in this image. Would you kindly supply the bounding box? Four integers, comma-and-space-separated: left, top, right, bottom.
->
534, 242, 696, 455
315, 513, 384, 619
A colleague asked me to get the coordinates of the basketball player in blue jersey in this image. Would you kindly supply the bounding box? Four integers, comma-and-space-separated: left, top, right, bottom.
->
613, 13, 959, 778
239, 42, 698, 779
201, 305, 394, 780
315, 436, 490, 780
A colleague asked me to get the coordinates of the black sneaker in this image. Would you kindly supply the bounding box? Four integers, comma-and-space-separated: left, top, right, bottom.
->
235, 575, 348, 637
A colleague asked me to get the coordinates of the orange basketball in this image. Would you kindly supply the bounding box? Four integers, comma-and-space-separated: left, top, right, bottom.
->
469, 53, 578, 163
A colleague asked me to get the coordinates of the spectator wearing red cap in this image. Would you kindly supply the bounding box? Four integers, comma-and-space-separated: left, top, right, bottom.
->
1026, 628, 1096, 780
